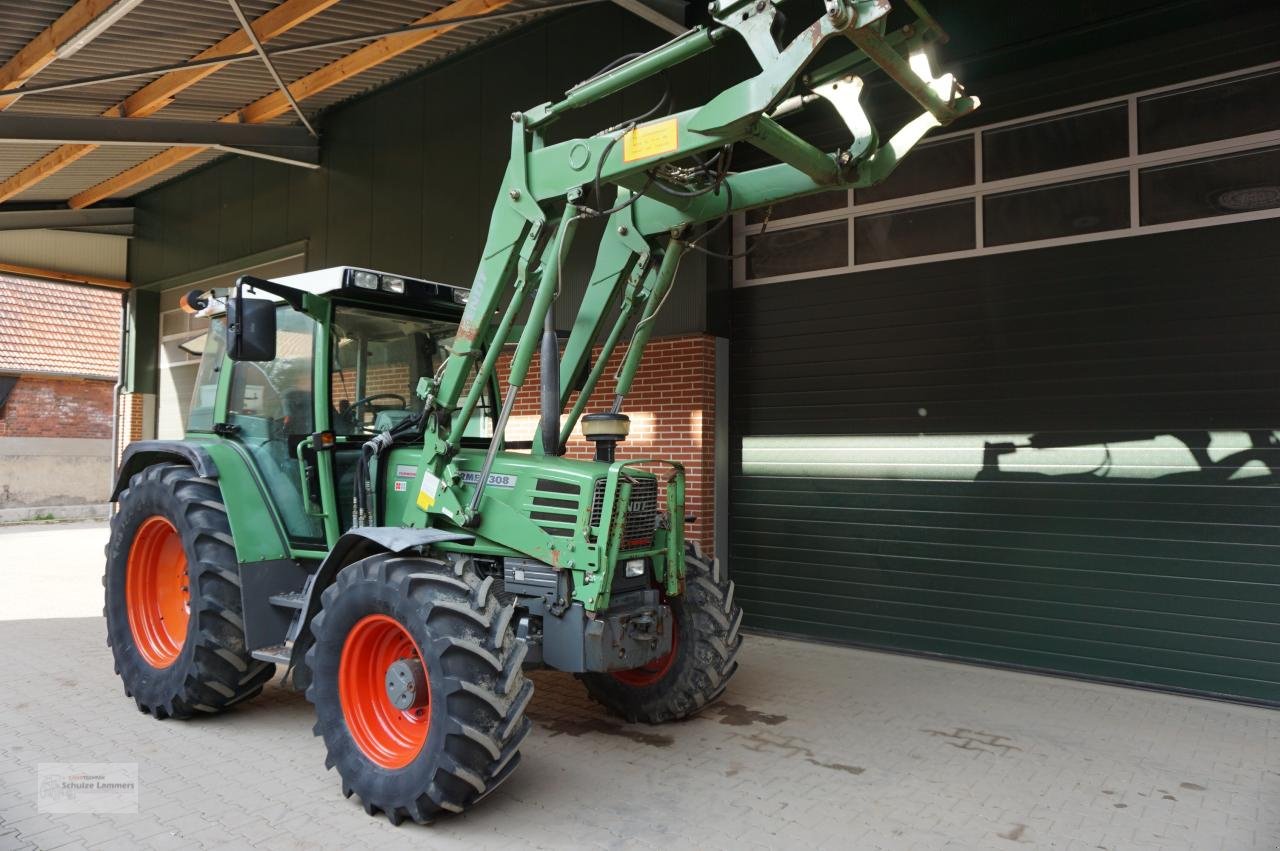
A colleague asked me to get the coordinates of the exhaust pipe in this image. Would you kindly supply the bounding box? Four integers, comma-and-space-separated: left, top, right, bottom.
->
539, 308, 561, 456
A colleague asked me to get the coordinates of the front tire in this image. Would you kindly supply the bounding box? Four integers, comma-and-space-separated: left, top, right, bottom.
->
105, 463, 274, 719
306, 554, 532, 824
581, 542, 743, 723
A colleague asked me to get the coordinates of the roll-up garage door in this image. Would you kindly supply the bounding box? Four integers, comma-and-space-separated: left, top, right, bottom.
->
730, 219, 1280, 703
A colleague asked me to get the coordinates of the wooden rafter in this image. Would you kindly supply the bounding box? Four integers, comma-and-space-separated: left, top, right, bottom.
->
0, 0, 124, 111
0, 260, 129, 290
0, 0, 339, 205
67, 0, 519, 209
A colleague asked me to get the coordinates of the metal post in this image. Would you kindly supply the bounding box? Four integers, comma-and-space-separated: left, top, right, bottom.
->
538, 306, 561, 456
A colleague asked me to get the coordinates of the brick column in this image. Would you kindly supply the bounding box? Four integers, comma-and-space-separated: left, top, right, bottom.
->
499, 333, 717, 555
115, 391, 151, 467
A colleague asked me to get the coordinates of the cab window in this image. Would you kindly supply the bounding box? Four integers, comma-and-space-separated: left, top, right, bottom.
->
330, 306, 493, 437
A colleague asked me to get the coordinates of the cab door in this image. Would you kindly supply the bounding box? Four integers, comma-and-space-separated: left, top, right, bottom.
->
223, 307, 326, 545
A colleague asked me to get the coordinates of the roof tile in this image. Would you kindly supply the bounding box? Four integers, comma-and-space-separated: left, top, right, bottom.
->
0, 275, 122, 379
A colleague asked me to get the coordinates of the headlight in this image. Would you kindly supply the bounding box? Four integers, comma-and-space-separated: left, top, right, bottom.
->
381, 275, 406, 294
452, 288, 469, 305
352, 270, 379, 289
625, 558, 645, 578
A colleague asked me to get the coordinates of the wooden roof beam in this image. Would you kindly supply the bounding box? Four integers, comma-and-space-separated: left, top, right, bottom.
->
0, 0, 339, 205
67, 0, 520, 209
0, 0, 132, 111
0, 260, 129, 290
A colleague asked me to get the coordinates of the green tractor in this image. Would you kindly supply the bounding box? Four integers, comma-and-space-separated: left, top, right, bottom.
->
105, 0, 973, 824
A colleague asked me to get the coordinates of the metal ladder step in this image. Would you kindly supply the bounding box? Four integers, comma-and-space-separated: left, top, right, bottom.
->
268, 591, 307, 609
251, 643, 292, 665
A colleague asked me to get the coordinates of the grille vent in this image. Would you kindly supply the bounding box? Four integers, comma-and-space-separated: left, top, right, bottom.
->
591, 477, 658, 549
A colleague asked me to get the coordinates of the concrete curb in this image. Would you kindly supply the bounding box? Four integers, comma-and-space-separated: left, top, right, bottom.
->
0, 503, 110, 524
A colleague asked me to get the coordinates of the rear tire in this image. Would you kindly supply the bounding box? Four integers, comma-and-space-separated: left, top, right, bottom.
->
105, 463, 274, 719
580, 542, 743, 723
306, 553, 532, 824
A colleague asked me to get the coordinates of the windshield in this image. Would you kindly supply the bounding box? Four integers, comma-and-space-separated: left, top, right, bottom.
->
330, 306, 494, 436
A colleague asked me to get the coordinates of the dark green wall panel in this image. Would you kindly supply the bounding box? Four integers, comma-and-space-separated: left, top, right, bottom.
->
730, 219, 1280, 704
323, 95, 375, 269
419, 59, 482, 285
251, 158, 290, 256
370, 78, 424, 276
287, 161, 328, 265
217, 157, 253, 264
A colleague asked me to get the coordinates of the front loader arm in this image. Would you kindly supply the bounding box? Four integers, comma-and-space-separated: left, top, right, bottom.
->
406, 0, 977, 542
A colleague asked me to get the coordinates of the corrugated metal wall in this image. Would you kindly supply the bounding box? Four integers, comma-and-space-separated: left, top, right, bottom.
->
729, 219, 1280, 703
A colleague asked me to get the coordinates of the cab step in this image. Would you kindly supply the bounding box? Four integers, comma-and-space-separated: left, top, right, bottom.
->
268, 590, 307, 609
251, 643, 292, 665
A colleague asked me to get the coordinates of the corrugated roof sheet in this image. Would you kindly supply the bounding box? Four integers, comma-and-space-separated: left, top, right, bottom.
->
0, 0, 550, 204
0, 275, 121, 379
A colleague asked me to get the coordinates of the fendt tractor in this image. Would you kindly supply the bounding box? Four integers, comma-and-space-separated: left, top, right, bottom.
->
105, 0, 975, 823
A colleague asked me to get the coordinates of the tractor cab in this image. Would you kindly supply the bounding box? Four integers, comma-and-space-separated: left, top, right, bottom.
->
184, 267, 492, 544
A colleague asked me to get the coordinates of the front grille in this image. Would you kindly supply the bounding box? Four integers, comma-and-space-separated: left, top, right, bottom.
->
591, 476, 658, 549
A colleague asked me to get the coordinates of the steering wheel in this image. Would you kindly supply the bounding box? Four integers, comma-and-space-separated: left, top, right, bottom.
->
350, 392, 408, 411
341, 393, 408, 432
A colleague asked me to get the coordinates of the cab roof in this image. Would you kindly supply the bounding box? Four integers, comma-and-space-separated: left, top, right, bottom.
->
272, 266, 466, 298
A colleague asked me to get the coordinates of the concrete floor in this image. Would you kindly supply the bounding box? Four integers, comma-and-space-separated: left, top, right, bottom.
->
1, 522, 1278, 850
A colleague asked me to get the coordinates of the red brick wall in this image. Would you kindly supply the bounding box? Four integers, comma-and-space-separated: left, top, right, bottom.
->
498, 334, 717, 554
0, 375, 115, 439
361, 364, 411, 398
117, 391, 146, 462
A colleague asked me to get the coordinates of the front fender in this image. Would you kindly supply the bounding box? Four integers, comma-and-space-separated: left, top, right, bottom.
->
286, 527, 476, 671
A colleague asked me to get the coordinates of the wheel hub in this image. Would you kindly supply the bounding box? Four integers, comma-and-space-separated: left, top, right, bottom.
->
125, 514, 190, 669
338, 614, 431, 769
385, 658, 427, 711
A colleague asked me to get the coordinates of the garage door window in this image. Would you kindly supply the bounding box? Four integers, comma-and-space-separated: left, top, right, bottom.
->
735, 62, 1280, 286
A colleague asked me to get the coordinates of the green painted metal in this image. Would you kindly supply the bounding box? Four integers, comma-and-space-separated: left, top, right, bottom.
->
147, 0, 971, 618
184, 436, 292, 563
391, 0, 974, 613
415, 0, 974, 503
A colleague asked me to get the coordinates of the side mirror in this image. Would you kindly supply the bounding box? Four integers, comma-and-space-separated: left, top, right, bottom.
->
228, 284, 276, 362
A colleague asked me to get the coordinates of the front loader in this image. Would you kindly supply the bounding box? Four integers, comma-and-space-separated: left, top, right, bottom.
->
105, 0, 976, 824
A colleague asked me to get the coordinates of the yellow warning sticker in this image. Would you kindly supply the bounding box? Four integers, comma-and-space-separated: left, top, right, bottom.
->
622, 118, 679, 163
416, 471, 441, 511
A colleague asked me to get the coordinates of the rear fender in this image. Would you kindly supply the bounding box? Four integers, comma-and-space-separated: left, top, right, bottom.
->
111, 441, 218, 500
113, 439, 293, 564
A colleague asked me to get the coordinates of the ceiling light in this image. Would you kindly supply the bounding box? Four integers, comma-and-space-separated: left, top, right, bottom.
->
56, 0, 145, 60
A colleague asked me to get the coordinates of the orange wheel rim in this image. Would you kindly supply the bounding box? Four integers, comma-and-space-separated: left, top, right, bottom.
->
612, 620, 678, 687
125, 515, 190, 668
339, 614, 431, 769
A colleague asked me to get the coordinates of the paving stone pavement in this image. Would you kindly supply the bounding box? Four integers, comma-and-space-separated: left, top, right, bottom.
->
1, 523, 1278, 849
